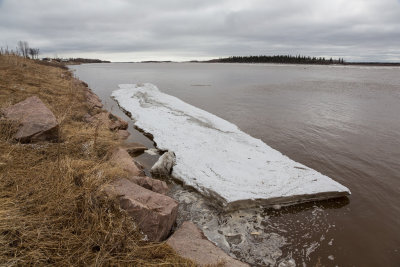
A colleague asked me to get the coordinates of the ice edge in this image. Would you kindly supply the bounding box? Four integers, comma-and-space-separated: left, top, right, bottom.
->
112, 83, 350, 210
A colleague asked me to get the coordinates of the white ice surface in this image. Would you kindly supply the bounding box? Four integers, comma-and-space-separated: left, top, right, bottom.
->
112, 83, 350, 208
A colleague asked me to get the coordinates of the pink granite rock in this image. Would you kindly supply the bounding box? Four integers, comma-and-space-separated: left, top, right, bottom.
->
130, 176, 169, 195
108, 113, 128, 131
2, 96, 58, 142
167, 221, 249, 266
110, 147, 144, 176
117, 130, 130, 140
86, 112, 128, 131
84, 88, 103, 111
104, 178, 178, 241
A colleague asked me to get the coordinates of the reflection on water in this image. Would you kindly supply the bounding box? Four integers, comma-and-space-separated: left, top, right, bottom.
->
72, 63, 400, 267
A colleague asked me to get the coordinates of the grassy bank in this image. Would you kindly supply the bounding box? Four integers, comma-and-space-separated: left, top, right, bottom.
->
0, 55, 195, 266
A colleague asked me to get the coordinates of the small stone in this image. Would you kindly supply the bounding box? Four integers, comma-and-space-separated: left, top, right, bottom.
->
151, 151, 175, 176
108, 113, 128, 131
278, 259, 296, 267
117, 130, 130, 140
272, 204, 282, 210
124, 142, 148, 155
89, 112, 128, 131
328, 255, 334, 260
145, 148, 159, 155
225, 233, 243, 245
82, 113, 92, 122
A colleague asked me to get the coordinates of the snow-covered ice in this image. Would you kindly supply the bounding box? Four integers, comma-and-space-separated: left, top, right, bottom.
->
112, 83, 350, 210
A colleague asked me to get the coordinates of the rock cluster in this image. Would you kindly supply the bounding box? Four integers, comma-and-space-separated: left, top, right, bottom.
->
105, 147, 177, 241
105, 149, 248, 264
82, 86, 129, 140
3, 94, 248, 265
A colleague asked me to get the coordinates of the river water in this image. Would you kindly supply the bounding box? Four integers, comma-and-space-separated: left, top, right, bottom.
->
71, 63, 400, 267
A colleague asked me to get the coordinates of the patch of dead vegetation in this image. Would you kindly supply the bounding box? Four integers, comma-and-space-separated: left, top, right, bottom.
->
0, 55, 196, 266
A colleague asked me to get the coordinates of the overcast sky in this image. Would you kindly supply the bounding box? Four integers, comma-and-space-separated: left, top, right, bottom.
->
1, 0, 399, 62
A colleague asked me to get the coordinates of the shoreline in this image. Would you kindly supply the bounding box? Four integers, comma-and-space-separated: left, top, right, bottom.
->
0, 55, 197, 266
0, 55, 249, 266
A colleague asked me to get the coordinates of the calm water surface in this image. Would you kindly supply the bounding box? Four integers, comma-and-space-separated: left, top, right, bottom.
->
72, 63, 400, 266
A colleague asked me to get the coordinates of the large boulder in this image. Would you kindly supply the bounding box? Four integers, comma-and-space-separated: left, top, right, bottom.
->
167, 222, 249, 266
104, 178, 178, 241
110, 147, 144, 176
130, 176, 169, 195
151, 151, 175, 176
1, 96, 58, 142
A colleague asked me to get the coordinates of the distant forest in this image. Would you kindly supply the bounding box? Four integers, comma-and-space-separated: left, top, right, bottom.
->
208, 55, 345, 64
42, 57, 111, 63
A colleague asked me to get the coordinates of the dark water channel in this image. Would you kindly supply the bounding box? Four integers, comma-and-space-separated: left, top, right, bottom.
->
71, 63, 400, 267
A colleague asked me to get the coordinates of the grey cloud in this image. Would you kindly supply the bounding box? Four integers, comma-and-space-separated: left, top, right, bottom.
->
0, 0, 399, 61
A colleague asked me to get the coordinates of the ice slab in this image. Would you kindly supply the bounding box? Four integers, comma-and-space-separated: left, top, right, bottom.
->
112, 83, 350, 210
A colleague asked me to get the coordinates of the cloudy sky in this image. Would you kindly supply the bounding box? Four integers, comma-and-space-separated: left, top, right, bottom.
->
0, 0, 399, 62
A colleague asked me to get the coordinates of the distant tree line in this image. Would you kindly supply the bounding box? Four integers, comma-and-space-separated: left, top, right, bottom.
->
65, 58, 110, 63
0, 41, 40, 59
41, 57, 110, 64
208, 55, 345, 64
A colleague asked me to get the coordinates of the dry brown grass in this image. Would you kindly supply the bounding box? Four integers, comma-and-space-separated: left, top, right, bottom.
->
0, 55, 196, 266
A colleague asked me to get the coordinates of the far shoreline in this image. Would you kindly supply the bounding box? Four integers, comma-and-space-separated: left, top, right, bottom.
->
75, 60, 400, 67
